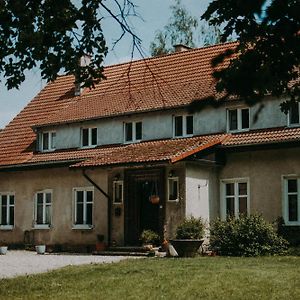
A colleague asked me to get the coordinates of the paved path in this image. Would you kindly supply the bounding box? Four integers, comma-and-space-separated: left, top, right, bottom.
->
0, 250, 131, 279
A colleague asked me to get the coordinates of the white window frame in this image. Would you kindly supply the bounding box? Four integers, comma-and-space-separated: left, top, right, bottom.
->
81, 127, 97, 148
73, 187, 94, 229
124, 121, 142, 143
173, 114, 194, 138
34, 189, 52, 229
226, 107, 250, 133
113, 181, 124, 204
167, 177, 179, 202
282, 175, 300, 225
287, 102, 300, 127
220, 178, 250, 219
0, 192, 15, 230
41, 131, 56, 151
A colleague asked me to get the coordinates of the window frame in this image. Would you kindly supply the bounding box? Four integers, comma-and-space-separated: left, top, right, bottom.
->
220, 178, 250, 219
123, 121, 142, 143
73, 187, 94, 229
113, 181, 124, 204
41, 131, 56, 152
81, 127, 98, 148
282, 176, 300, 225
34, 189, 52, 229
0, 192, 15, 230
167, 177, 179, 202
226, 107, 250, 133
173, 114, 194, 138
287, 102, 300, 127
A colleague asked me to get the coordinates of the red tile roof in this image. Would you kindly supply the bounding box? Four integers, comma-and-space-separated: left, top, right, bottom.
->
223, 127, 300, 146
35, 42, 237, 127
0, 42, 236, 167
70, 134, 227, 168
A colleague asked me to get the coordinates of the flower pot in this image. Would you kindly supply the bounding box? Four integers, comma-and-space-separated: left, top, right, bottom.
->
149, 195, 160, 204
169, 239, 204, 257
36, 245, 46, 254
95, 242, 106, 252
0, 246, 8, 255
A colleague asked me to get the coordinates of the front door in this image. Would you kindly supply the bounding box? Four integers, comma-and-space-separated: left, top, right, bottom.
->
125, 169, 165, 245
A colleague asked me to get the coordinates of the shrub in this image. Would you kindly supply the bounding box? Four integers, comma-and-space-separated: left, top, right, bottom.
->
176, 216, 205, 239
140, 230, 160, 245
210, 215, 288, 256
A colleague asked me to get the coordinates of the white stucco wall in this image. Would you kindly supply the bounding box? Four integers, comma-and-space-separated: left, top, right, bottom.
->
185, 164, 214, 224
41, 97, 289, 151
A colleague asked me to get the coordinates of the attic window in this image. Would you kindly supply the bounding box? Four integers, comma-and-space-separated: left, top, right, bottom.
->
227, 108, 249, 132
289, 102, 300, 126
124, 121, 142, 143
42, 131, 56, 151
81, 127, 97, 147
173, 115, 193, 137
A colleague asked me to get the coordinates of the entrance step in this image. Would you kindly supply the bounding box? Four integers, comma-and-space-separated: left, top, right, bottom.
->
93, 246, 152, 257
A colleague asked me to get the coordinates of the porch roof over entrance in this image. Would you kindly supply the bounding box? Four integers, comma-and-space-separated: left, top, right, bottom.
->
70, 134, 228, 168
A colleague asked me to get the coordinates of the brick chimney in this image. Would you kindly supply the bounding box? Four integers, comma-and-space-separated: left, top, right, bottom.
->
74, 54, 91, 96
173, 44, 192, 53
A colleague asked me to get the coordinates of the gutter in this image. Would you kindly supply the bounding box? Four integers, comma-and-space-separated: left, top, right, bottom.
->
82, 169, 112, 247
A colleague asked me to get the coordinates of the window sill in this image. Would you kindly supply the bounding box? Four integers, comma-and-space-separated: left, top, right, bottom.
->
34, 224, 51, 230
80, 145, 97, 149
41, 149, 56, 153
284, 222, 300, 226
287, 123, 300, 128
72, 225, 94, 230
173, 134, 193, 139
0, 225, 14, 231
228, 128, 250, 134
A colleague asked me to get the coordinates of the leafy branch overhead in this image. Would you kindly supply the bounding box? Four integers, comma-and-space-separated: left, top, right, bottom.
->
0, 0, 139, 90
202, 0, 300, 111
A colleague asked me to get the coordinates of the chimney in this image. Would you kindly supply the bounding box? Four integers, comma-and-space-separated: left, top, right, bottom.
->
74, 54, 91, 96
173, 44, 192, 53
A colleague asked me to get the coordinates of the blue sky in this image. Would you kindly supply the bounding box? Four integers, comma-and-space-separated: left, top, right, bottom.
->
0, 0, 210, 128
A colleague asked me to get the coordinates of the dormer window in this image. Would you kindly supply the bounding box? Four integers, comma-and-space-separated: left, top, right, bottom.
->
227, 108, 249, 132
173, 115, 193, 137
124, 121, 142, 143
81, 127, 97, 147
288, 102, 300, 126
42, 131, 56, 151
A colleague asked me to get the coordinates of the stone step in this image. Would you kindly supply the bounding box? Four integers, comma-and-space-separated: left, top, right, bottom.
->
93, 250, 151, 257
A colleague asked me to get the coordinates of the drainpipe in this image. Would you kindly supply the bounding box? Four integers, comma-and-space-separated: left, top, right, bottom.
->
82, 169, 112, 247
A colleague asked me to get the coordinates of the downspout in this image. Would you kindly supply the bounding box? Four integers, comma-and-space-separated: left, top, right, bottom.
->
82, 169, 112, 247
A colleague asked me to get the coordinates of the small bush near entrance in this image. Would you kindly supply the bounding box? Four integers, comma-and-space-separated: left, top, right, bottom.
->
210, 215, 288, 256
175, 216, 205, 239
140, 230, 160, 246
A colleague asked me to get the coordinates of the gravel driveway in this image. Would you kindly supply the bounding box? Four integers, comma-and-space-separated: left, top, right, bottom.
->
0, 250, 131, 279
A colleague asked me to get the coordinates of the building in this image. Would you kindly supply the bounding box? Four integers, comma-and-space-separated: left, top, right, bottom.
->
0, 42, 299, 249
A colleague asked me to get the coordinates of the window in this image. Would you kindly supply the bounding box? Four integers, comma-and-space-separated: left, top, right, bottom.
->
288, 102, 300, 126
113, 181, 123, 204
42, 131, 56, 151
168, 177, 179, 201
173, 115, 193, 137
227, 108, 249, 132
221, 179, 249, 219
34, 190, 52, 228
81, 127, 97, 147
73, 188, 93, 228
283, 177, 300, 225
0, 193, 14, 229
124, 121, 142, 143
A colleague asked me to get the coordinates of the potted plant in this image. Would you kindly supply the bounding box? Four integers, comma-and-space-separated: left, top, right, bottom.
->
96, 234, 106, 252
170, 216, 205, 257
0, 241, 8, 255
140, 229, 160, 250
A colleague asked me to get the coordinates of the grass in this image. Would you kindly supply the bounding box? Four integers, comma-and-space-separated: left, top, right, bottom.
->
0, 256, 299, 300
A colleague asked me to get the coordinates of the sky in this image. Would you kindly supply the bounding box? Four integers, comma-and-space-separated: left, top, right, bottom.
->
0, 0, 211, 129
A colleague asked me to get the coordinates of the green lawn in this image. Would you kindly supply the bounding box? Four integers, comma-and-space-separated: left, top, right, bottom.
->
1, 256, 299, 300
